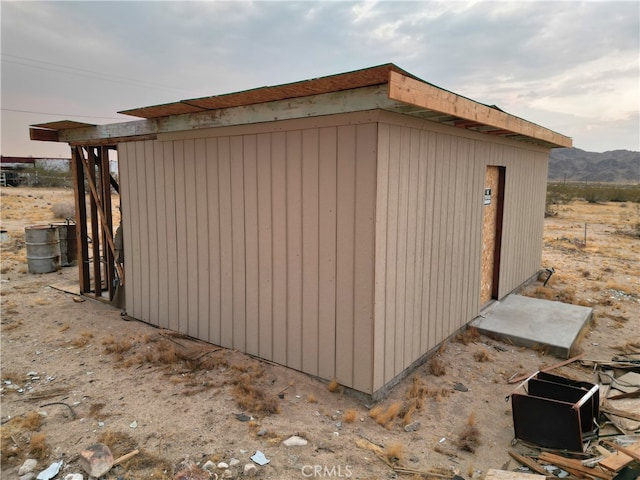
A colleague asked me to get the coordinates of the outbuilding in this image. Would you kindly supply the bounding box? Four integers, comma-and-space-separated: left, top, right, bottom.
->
30, 64, 572, 397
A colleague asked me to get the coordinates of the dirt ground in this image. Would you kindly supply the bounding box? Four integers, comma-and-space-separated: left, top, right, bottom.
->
1, 187, 638, 480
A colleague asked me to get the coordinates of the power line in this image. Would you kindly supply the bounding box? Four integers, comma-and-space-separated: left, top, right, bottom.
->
2, 108, 124, 120
1, 53, 194, 93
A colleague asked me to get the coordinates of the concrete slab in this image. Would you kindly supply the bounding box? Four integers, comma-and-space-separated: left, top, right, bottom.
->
471, 294, 593, 358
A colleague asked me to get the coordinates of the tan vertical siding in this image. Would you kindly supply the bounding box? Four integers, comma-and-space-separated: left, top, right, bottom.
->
374, 111, 549, 388
119, 112, 378, 393
119, 109, 548, 396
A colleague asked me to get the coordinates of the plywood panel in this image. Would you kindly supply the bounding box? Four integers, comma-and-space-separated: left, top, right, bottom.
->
271, 132, 288, 366
118, 144, 135, 318
481, 165, 500, 306
134, 142, 147, 320
394, 126, 409, 372
373, 124, 389, 391
384, 125, 400, 382
230, 136, 246, 351
286, 131, 303, 370
206, 138, 221, 344
352, 123, 376, 393
164, 142, 179, 332
335, 125, 357, 386
409, 128, 423, 363
420, 131, 437, 352
217, 137, 234, 348
244, 135, 259, 356
302, 129, 320, 375
144, 141, 159, 326
318, 127, 337, 381
153, 141, 170, 329
173, 141, 188, 333
184, 139, 199, 337
195, 139, 209, 340
256, 133, 273, 360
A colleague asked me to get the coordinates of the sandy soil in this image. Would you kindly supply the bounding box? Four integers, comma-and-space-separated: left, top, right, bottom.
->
1, 187, 638, 480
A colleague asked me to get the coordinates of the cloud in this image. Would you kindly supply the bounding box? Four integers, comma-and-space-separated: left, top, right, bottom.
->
1, 1, 639, 154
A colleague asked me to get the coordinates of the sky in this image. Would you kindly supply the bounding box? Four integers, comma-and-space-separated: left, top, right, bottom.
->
1, 0, 639, 158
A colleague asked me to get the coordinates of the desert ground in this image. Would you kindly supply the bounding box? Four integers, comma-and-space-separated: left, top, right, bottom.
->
1, 187, 638, 480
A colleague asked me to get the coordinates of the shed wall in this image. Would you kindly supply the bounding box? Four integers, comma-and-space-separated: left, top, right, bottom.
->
373, 112, 548, 390
118, 113, 378, 393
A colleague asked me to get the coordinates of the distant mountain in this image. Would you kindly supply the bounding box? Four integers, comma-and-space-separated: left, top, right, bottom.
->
548, 148, 640, 183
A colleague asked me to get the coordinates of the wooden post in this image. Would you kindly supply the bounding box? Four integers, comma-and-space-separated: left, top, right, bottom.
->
72, 147, 90, 292
88, 147, 102, 297
100, 146, 115, 300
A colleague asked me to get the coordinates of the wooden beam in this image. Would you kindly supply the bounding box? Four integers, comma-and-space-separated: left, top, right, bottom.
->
71, 147, 90, 293
76, 147, 124, 282
30, 128, 58, 142
388, 71, 572, 148
46, 85, 395, 144
88, 147, 102, 298
100, 146, 115, 300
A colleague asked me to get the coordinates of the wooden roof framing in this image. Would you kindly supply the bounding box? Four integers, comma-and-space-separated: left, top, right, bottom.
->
29, 63, 572, 148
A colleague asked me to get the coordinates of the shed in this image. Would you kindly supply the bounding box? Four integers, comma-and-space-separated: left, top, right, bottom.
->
30, 64, 572, 397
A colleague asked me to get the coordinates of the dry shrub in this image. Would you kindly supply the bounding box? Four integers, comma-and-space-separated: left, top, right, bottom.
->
327, 378, 340, 393
456, 413, 481, 453
369, 402, 402, 428
307, 393, 317, 403
102, 335, 135, 355
98, 430, 172, 478
51, 202, 75, 219
455, 326, 480, 345
428, 355, 447, 376
473, 348, 493, 362
384, 441, 405, 465
231, 372, 280, 415
89, 403, 106, 419
71, 331, 94, 347
2, 370, 23, 385
342, 409, 357, 423
27, 432, 50, 459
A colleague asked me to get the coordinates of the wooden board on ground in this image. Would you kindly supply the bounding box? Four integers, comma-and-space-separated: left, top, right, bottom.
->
599, 440, 640, 472
485, 469, 546, 480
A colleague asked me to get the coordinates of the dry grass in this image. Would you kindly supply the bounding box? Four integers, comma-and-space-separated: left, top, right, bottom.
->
307, 393, 317, 403
231, 371, 280, 415
98, 430, 173, 479
0, 411, 47, 465
428, 355, 447, 376
327, 378, 341, 393
473, 348, 493, 362
342, 409, 357, 423
383, 441, 405, 465
369, 401, 402, 428
454, 326, 480, 345
456, 413, 481, 453
71, 331, 94, 347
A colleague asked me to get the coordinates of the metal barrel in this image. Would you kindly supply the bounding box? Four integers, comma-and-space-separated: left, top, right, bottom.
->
25, 225, 61, 274
50, 222, 77, 267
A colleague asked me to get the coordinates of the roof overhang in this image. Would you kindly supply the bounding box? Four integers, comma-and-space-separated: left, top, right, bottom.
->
29, 63, 572, 149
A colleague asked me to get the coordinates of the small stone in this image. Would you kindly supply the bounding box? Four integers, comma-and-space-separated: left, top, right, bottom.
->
256, 428, 267, 437
453, 382, 468, 392
229, 458, 240, 466
217, 462, 229, 469
19, 459, 38, 476
19, 473, 35, 480
244, 463, 258, 477
250, 450, 269, 466
202, 460, 215, 472
283, 435, 308, 447
63, 475, 84, 480
129, 420, 137, 429
79, 443, 114, 478
404, 421, 421, 432
222, 469, 233, 478
27, 372, 38, 377
36, 460, 63, 480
